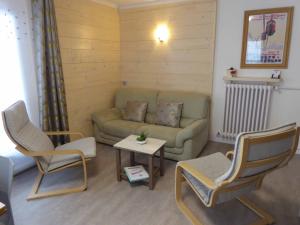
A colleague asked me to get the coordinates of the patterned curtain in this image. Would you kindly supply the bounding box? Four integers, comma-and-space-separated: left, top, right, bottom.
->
31, 0, 69, 145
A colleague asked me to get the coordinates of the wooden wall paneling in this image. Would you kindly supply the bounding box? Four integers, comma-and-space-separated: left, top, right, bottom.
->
120, 0, 216, 96
54, 0, 121, 136
53, 0, 216, 136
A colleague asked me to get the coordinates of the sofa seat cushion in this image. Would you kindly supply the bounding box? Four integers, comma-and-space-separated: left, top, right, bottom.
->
136, 124, 182, 148
102, 120, 145, 138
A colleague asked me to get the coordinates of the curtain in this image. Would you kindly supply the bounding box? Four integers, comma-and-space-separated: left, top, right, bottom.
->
0, 0, 37, 174
31, 0, 69, 145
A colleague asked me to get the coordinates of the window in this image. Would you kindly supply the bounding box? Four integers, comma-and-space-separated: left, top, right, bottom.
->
0, 9, 26, 156
0, 0, 38, 173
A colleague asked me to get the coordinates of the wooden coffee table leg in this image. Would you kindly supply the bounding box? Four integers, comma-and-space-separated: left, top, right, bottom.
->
148, 155, 154, 190
116, 149, 121, 181
130, 152, 135, 166
160, 147, 164, 176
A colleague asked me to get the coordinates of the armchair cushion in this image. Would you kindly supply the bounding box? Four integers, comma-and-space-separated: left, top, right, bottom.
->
215, 123, 297, 184
48, 137, 96, 171
180, 152, 231, 204
2, 101, 54, 170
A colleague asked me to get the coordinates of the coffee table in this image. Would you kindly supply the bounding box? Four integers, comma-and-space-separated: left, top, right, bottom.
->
113, 135, 166, 190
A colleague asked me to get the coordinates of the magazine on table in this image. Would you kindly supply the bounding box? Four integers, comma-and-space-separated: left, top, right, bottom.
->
124, 165, 149, 183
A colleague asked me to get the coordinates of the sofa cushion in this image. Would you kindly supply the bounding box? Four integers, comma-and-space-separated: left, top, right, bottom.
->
122, 101, 148, 122
146, 113, 196, 128
102, 120, 145, 138
115, 88, 158, 113
156, 102, 183, 128
145, 112, 156, 124
158, 91, 209, 120
136, 124, 182, 148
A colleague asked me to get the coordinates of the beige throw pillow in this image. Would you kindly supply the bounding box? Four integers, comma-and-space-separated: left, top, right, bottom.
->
156, 102, 183, 128
122, 101, 148, 122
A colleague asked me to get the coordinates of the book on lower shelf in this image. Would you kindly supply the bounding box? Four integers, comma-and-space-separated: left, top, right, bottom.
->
124, 165, 149, 183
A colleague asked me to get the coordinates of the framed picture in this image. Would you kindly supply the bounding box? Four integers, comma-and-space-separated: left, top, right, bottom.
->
241, 7, 293, 68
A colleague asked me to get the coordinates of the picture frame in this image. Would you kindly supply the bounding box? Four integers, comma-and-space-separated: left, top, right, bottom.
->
241, 7, 294, 69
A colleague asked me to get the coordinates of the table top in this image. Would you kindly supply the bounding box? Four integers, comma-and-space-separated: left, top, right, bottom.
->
114, 135, 166, 155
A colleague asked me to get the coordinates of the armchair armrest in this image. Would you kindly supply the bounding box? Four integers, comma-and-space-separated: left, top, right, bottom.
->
15, 146, 87, 164
45, 131, 84, 139
24, 149, 88, 174
226, 150, 234, 160
177, 161, 216, 189
27, 149, 85, 158
176, 119, 208, 147
92, 108, 122, 128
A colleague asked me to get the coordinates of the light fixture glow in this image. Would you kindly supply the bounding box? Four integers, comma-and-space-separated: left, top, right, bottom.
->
155, 24, 169, 43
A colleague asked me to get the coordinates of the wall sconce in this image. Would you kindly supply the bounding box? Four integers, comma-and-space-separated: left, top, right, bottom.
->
155, 24, 169, 43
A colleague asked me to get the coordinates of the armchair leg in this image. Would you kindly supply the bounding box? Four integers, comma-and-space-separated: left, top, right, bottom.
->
175, 166, 275, 225
175, 166, 204, 225
27, 161, 88, 201
237, 196, 275, 225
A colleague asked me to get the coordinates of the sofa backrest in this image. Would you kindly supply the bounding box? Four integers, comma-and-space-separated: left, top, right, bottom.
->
115, 88, 209, 125
157, 90, 209, 120
115, 87, 158, 114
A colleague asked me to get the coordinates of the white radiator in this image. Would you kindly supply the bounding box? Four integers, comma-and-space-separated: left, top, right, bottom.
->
219, 84, 273, 139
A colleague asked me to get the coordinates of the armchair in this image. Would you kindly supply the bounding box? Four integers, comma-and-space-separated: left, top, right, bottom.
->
2, 101, 96, 200
175, 123, 300, 225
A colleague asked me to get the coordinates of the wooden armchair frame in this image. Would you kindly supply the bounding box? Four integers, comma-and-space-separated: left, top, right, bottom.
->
9, 130, 91, 200
2, 101, 97, 201
175, 127, 300, 225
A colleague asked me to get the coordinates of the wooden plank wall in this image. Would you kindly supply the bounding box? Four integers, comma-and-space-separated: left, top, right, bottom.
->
54, 0, 121, 136
119, 0, 216, 95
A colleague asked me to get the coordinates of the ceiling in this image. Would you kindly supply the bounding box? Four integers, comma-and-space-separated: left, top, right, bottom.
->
94, 0, 188, 9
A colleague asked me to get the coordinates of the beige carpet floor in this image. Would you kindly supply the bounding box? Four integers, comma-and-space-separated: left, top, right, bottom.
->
11, 142, 300, 225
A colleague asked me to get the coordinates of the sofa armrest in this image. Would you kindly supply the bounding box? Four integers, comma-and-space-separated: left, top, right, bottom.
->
92, 108, 122, 129
176, 119, 208, 147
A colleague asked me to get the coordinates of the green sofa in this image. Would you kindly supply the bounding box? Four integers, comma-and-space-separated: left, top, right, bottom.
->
92, 88, 209, 161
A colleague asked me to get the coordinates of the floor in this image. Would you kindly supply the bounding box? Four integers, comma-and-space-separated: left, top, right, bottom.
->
11, 142, 300, 225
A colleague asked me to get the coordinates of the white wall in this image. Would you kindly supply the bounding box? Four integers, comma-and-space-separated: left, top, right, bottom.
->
211, 0, 300, 147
